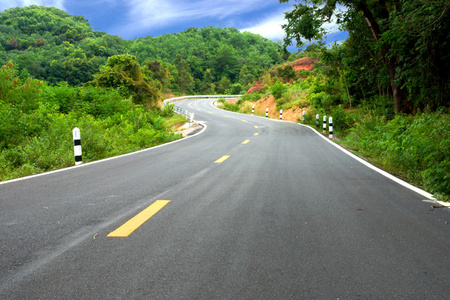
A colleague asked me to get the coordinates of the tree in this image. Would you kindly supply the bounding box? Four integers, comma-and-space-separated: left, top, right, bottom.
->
173, 55, 194, 94
238, 65, 255, 86
89, 54, 159, 108
277, 64, 297, 83
270, 80, 287, 99
280, 0, 449, 112
216, 76, 232, 94
199, 69, 215, 94
145, 60, 172, 91
212, 44, 240, 81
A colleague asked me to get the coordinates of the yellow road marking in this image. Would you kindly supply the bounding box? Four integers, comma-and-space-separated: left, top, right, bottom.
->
254, 126, 258, 129
214, 155, 230, 163
242, 120, 248, 123
242, 140, 250, 144
107, 200, 171, 237
254, 133, 259, 136
208, 112, 213, 114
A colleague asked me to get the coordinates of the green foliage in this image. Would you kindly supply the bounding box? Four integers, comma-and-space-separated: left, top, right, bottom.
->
216, 76, 232, 94
0, 62, 183, 181
281, 0, 449, 112
0, 6, 284, 95
217, 99, 240, 112
270, 80, 287, 100
88, 54, 160, 108
240, 92, 262, 103
344, 111, 449, 198
277, 65, 297, 82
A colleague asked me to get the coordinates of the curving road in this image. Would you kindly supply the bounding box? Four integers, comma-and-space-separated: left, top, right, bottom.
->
1, 98, 449, 298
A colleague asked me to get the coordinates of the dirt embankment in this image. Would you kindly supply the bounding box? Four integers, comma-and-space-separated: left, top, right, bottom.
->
243, 57, 318, 122
247, 57, 317, 94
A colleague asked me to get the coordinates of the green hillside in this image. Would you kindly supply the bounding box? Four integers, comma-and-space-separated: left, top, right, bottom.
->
0, 5, 284, 93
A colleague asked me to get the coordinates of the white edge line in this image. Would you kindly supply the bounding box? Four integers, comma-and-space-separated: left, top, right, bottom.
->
0, 121, 207, 186
212, 101, 450, 207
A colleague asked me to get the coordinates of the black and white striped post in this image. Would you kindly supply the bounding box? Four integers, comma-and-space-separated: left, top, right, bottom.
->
266, 108, 269, 118
316, 114, 319, 127
329, 117, 334, 139
302, 111, 306, 122
252, 105, 255, 116
323, 115, 327, 134
280, 109, 283, 120
73, 127, 82, 165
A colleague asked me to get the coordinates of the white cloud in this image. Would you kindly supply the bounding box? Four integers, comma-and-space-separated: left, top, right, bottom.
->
0, 0, 65, 11
241, 8, 342, 42
116, 0, 273, 37
240, 12, 286, 41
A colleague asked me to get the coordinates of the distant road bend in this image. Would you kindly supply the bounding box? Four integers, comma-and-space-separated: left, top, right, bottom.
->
0, 97, 449, 299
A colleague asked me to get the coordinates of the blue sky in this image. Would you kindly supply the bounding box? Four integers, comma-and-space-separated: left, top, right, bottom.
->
0, 0, 348, 51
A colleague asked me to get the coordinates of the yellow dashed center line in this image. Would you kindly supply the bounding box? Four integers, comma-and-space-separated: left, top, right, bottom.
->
107, 200, 171, 237
254, 126, 258, 129
242, 140, 250, 144
214, 155, 230, 163
242, 120, 248, 123
254, 133, 259, 136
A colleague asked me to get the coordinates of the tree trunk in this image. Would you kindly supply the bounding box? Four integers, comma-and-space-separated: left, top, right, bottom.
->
358, 1, 403, 112
391, 77, 402, 112
385, 54, 402, 112
359, 81, 367, 102
342, 72, 352, 107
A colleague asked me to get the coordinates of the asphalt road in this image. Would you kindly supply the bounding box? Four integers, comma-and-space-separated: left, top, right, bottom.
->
1, 98, 449, 299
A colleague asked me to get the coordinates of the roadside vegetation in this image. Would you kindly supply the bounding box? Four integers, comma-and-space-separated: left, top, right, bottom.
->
0, 61, 184, 180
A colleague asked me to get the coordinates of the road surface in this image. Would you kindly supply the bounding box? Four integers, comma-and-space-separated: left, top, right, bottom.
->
1, 98, 449, 298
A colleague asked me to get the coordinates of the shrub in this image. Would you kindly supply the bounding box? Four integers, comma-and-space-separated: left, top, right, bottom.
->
343, 111, 449, 198
270, 80, 287, 100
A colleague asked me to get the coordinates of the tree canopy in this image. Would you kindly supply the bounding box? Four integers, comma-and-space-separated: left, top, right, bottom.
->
0, 6, 285, 95
281, 0, 449, 112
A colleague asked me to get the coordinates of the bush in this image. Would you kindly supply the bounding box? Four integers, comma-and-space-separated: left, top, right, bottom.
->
0, 62, 183, 182
270, 80, 286, 99
343, 111, 449, 198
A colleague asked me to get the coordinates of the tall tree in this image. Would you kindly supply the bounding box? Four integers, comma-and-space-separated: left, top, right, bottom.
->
89, 54, 159, 108
280, 0, 449, 112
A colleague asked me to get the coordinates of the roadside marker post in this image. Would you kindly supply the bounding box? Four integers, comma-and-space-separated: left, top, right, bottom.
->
280, 109, 283, 120
188, 113, 194, 127
302, 111, 306, 122
252, 105, 255, 116
316, 114, 319, 127
329, 117, 334, 139
73, 127, 82, 165
266, 108, 268, 118
323, 115, 327, 134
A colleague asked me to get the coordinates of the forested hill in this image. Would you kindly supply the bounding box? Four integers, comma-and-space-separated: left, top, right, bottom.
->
0, 5, 284, 94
